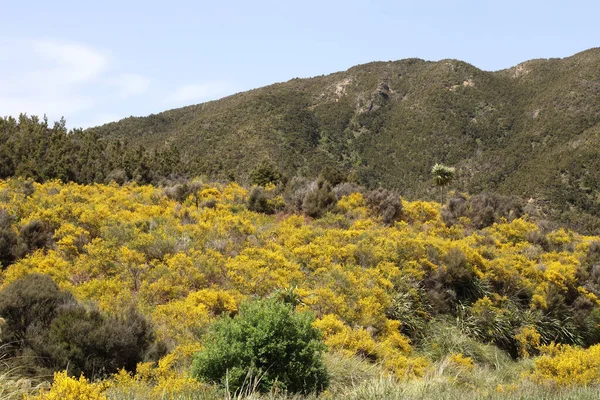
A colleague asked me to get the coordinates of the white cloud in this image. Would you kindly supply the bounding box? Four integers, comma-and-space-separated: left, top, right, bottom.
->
30, 39, 109, 83
109, 73, 151, 99
165, 82, 234, 106
0, 38, 149, 126
0, 38, 108, 119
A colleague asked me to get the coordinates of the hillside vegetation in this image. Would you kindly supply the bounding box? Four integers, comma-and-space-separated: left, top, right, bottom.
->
83, 48, 600, 229
1, 178, 600, 398
3, 49, 600, 231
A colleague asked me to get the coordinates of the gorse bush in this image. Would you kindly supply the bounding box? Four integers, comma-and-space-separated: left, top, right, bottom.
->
2, 179, 600, 396
26, 371, 108, 400
191, 298, 329, 394
531, 343, 600, 386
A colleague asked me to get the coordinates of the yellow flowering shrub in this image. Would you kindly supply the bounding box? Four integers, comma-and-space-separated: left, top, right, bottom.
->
449, 353, 475, 371
26, 371, 107, 400
1, 179, 600, 393
515, 325, 541, 358
531, 344, 600, 385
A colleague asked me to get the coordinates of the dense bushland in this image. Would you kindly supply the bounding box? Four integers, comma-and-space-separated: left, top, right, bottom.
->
0, 179, 597, 398
7, 49, 600, 233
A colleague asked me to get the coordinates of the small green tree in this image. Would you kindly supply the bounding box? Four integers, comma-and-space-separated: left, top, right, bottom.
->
431, 163, 455, 205
191, 298, 329, 395
249, 160, 281, 187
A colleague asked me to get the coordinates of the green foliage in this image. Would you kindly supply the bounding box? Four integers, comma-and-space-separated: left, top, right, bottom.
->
366, 188, 403, 225
247, 187, 275, 214
302, 178, 337, 218
249, 160, 281, 187
6, 50, 600, 232
0, 274, 72, 343
422, 318, 512, 368
431, 164, 455, 188
0, 274, 154, 379
15, 220, 54, 258
191, 298, 329, 395
431, 164, 455, 205
0, 209, 17, 269
40, 305, 155, 379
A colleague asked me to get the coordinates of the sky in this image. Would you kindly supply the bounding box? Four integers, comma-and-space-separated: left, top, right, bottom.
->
1, 0, 598, 129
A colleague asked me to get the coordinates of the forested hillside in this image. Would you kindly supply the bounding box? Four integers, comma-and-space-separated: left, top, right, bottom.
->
1, 178, 600, 398
86, 48, 600, 228
3, 48, 600, 231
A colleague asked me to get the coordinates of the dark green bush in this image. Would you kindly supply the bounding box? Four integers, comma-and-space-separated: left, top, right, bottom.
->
0, 274, 72, 343
191, 298, 329, 395
15, 220, 54, 258
247, 187, 275, 214
0, 274, 155, 379
0, 209, 17, 269
302, 178, 336, 218
249, 160, 281, 187
0, 228, 16, 269
366, 188, 402, 225
38, 305, 155, 378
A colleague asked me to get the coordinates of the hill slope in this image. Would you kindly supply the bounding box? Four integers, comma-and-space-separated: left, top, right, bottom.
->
89, 48, 600, 222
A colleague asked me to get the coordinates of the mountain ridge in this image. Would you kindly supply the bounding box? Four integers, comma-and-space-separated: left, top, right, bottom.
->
83, 47, 600, 228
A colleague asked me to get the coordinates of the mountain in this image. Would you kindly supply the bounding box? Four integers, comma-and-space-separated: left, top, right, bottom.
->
88, 48, 600, 227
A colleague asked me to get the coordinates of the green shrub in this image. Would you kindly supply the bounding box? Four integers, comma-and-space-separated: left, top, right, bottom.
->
302, 178, 336, 218
247, 187, 275, 214
191, 298, 329, 394
38, 305, 155, 378
366, 188, 402, 225
0, 274, 72, 343
0, 209, 17, 269
15, 220, 54, 258
249, 160, 281, 187
0, 274, 154, 379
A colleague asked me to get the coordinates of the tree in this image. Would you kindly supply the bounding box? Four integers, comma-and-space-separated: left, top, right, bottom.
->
431, 163, 455, 205
191, 298, 329, 394
249, 160, 281, 187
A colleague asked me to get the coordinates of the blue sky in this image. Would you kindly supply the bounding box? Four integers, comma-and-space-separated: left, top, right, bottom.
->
1, 0, 598, 128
